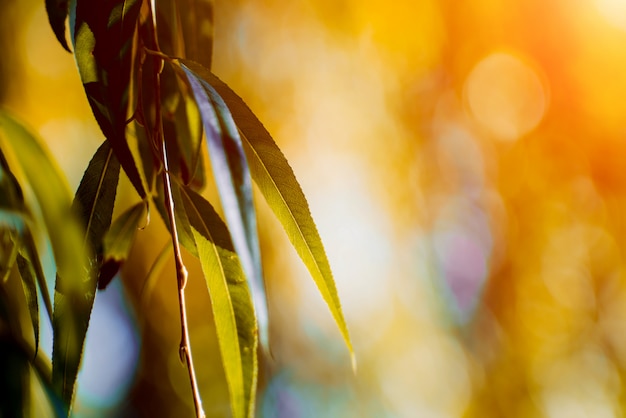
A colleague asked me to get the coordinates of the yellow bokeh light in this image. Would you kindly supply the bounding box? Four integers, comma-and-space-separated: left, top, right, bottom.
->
464, 52, 548, 141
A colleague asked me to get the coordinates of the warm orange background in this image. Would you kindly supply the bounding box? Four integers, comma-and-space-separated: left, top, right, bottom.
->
4, 0, 626, 416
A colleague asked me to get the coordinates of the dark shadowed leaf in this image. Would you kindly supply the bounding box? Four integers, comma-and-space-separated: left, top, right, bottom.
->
71, 0, 146, 198
45, 0, 71, 52
0, 148, 24, 282
73, 141, 120, 256
155, 0, 214, 69
72, 141, 120, 288
99, 201, 145, 289
183, 66, 355, 364
180, 61, 269, 356
181, 186, 257, 418
16, 253, 39, 353
0, 110, 92, 413
0, 229, 18, 283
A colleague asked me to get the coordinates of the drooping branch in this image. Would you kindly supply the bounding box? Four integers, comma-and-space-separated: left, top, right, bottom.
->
146, 1, 205, 416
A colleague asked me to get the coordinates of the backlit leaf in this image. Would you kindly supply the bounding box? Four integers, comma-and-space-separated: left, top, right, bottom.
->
45, 0, 71, 52
0, 110, 91, 413
180, 61, 269, 355
181, 186, 257, 418
186, 68, 355, 363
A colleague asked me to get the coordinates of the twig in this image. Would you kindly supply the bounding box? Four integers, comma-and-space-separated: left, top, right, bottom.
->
161, 139, 205, 418
146, 3, 205, 416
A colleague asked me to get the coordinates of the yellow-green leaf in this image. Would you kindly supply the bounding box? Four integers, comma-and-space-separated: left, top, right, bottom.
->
181, 185, 257, 418
191, 69, 355, 365
180, 61, 269, 356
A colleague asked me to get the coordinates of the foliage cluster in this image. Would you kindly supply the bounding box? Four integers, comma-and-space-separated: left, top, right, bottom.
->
0, 0, 352, 416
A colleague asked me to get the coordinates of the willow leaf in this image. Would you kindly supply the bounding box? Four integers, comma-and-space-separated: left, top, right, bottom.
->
190, 68, 354, 362
20, 230, 53, 322
181, 186, 257, 418
99, 202, 144, 289
0, 229, 18, 283
0, 110, 90, 412
45, 0, 71, 52
180, 61, 269, 354
0, 147, 51, 320
73, 140, 120, 257
16, 253, 39, 353
0, 148, 24, 282
72, 141, 120, 289
71, 0, 146, 198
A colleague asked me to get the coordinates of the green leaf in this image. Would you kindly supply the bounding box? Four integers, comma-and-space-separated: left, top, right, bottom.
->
0, 139, 52, 322
45, 0, 71, 52
186, 68, 355, 364
181, 186, 257, 418
73, 141, 120, 256
0, 110, 92, 413
71, 0, 146, 199
180, 61, 269, 355
72, 141, 120, 289
16, 252, 40, 354
99, 201, 145, 289
20, 230, 53, 323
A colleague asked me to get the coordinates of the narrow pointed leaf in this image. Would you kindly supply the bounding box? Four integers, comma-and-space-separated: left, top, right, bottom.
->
72, 141, 120, 289
0, 110, 91, 412
45, 0, 71, 52
181, 186, 257, 418
0, 229, 18, 283
16, 252, 40, 353
71, 0, 146, 198
73, 140, 120, 257
186, 68, 354, 361
21, 230, 53, 322
180, 61, 269, 354
99, 202, 145, 289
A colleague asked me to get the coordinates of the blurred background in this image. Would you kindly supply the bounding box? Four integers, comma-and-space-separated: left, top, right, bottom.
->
3, 0, 626, 416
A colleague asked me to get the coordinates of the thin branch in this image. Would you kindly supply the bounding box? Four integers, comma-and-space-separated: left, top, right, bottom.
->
147, 3, 205, 416
161, 138, 205, 418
